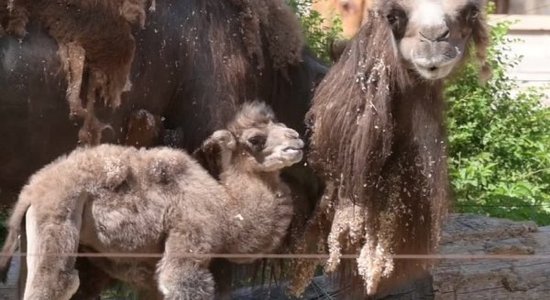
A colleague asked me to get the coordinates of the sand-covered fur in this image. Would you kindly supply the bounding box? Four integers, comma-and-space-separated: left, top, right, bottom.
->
298, 0, 490, 296
0, 102, 303, 299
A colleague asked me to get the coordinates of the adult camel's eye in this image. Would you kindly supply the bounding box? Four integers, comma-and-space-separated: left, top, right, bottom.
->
387, 12, 399, 25
387, 8, 408, 39
387, 8, 405, 24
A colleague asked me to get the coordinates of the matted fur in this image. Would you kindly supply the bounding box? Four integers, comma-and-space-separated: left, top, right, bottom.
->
0, 102, 303, 299
303, 0, 490, 296
0, 0, 304, 145
1, 0, 148, 144
0, 1, 322, 296
227, 0, 304, 71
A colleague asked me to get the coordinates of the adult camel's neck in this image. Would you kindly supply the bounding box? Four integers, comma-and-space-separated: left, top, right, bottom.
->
391, 78, 449, 248
393, 80, 446, 146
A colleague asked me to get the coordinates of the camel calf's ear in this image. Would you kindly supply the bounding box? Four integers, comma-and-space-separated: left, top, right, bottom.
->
192, 130, 236, 179
209, 130, 237, 151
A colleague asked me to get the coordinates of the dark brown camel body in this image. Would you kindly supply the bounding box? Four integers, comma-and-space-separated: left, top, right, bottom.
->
0, 0, 326, 205
0, 0, 326, 298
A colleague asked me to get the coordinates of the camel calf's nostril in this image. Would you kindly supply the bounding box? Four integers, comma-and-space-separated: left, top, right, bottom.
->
285, 130, 300, 139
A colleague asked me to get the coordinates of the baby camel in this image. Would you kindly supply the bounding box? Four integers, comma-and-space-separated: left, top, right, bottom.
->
0, 102, 304, 299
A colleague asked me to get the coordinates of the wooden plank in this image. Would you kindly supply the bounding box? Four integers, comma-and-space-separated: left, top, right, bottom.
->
489, 15, 550, 31
486, 16, 550, 106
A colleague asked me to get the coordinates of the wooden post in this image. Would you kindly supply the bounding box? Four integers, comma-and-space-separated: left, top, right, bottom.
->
232, 214, 550, 299
494, 0, 510, 14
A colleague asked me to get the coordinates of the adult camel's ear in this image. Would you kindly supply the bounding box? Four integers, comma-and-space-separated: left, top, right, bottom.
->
470, 0, 491, 82
329, 38, 351, 62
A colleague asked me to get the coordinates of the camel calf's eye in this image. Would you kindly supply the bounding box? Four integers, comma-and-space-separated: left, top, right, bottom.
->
247, 135, 266, 149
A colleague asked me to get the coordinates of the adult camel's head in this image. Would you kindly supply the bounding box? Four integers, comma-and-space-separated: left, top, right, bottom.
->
331, 0, 490, 79
377, 0, 490, 80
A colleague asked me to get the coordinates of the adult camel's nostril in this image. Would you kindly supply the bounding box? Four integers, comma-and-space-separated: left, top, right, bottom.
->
437, 29, 450, 41
420, 25, 450, 42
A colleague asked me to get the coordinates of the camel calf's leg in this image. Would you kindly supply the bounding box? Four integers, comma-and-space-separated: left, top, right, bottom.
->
157, 231, 215, 300
24, 206, 82, 300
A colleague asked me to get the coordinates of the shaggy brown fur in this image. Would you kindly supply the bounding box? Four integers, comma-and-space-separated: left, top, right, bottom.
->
227, 0, 304, 72
0, 0, 322, 297
301, 0, 490, 296
123, 109, 164, 148
0, 0, 148, 144
0, 102, 304, 299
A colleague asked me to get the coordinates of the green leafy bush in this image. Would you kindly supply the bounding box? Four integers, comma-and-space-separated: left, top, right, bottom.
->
101, 283, 138, 300
288, 0, 343, 63
445, 20, 550, 224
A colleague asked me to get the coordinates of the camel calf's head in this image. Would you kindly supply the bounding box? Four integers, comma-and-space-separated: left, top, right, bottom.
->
206, 102, 304, 173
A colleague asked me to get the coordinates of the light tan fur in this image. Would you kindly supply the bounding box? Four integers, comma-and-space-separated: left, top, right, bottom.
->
312, 0, 374, 38
0, 102, 304, 299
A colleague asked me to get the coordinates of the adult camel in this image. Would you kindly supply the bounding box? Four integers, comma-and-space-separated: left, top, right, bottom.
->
300, 0, 490, 297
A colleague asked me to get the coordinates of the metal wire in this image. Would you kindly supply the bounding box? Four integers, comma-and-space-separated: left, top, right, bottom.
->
2, 252, 550, 260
